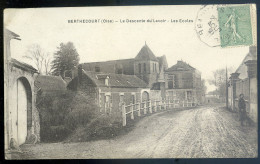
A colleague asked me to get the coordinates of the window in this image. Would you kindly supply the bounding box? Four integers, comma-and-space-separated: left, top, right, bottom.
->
143, 63, 146, 73
95, 66, 100, 72
117, 68, 123, 74
119, 94, 124, 108
153, 63, 155, 72
167, 75, 174, 89
138, 63, 141, 73
120, 95, 124, 103
186, 91, 192, 100
131, 94, 135, 104
105, 78, 109, 86
155, 63, 157, 72
168, 80, 173, 89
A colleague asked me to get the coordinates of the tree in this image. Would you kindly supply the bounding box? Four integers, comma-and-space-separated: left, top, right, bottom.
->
51, 42, 80, 77
23, 44, 51, 75
208, 67, 235, 101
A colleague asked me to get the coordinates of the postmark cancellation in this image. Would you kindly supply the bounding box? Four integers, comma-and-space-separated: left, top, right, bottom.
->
195, 4, 256, 48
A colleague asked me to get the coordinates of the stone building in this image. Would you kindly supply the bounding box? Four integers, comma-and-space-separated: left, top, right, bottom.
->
82, 44, 167, 88
68, 43, 202, 111
228, 46, 257, 122
4, 29, 40, 151
165, 60, 202, 105
68, 66, 149, 115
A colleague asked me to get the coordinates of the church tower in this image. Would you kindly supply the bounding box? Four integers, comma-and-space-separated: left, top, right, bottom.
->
134, 43, 159, 87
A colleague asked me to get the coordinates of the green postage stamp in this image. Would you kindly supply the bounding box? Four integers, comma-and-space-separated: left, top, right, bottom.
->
218, 5, 253, 47
195, 4, 256, 48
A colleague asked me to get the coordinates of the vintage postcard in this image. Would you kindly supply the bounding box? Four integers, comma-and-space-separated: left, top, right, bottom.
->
4, 4, 257, 159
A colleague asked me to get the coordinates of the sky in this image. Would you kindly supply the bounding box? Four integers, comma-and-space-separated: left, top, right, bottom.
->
4, 6, 251, 92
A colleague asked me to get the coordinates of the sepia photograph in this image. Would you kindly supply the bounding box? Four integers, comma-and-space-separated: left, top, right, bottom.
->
4, 4, 258, 159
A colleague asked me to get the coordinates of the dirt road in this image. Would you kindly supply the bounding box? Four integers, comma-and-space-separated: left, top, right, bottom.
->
19, 105, 257, 159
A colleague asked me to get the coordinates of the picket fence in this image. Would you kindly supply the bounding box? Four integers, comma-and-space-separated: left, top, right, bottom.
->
121, 99, 196, 126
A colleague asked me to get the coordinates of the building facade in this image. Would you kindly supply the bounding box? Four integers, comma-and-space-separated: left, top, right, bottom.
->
228, 46, 257, 122
68, 44, 202, 111
4, 29, 40, 151
68, 66, 150, 115
165, 60, 202, 105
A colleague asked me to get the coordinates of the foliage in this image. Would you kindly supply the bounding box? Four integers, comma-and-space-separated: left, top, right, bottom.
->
208, 67, 235, 100
37, 90, 99, 142
208, 67, 234, 87
51, 42, 80, 77
23, 44, 51, 75
65, 114, 123, 142
37, 89, 127, 143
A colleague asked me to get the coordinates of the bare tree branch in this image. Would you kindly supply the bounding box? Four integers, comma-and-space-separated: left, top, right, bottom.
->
23, 44, 52, 75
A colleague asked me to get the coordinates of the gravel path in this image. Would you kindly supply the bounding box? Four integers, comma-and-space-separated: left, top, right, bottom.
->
18, 105, 257, 159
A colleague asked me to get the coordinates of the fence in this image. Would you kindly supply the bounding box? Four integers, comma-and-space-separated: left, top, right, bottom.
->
121, 99, 196, 126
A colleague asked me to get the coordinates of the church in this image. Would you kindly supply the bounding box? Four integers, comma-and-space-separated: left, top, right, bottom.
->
67, 43, 203, 113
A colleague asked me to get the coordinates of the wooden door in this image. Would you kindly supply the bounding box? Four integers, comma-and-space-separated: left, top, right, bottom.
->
17, 79, 27, 145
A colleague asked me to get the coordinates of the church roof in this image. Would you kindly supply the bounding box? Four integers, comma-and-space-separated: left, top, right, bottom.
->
166, 60, 195, 72
135, 44, 158, 61
83, 70, 148, 88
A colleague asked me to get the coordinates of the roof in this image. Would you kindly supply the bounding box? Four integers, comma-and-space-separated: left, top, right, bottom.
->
4, 29, 21, 40
235, 46, 257, 79
83, 58, 134, 65
157, 55, 168, 70
166, 60, 195, 72
35, 75, 67, 91
81, 58, 135, 75
83, 70, 148, 88
135, 44, 158, 61
11, 58, 38, 73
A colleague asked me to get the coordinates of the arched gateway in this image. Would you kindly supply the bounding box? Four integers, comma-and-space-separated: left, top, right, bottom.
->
16, 77, 32, 145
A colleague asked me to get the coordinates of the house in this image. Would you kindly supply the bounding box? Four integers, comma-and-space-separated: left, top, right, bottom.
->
67, 66, 149, 114
228, 46, 257, 122
67, 43, 202, 112
4, 29, 40, 151
165, 60, 202, 105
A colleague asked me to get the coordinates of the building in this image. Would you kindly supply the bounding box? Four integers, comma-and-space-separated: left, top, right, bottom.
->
228, 46, 257, 122
82, 44, 167, 89
68, 66, 149, 115
68, 43, 202, 112
165, 60, 202, 105
4, 29, 40, 151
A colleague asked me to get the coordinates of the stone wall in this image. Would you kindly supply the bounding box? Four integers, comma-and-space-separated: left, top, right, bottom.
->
5, 65, 40, 148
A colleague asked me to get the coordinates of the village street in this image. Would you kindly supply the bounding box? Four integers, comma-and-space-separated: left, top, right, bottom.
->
19, 104, 257, 159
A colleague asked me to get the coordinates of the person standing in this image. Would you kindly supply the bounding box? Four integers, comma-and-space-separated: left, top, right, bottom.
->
238, 94, 247, 126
